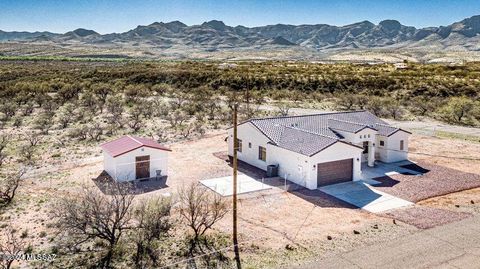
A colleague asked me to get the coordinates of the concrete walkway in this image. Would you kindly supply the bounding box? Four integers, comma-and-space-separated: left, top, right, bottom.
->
295, 215, 480, 269
360, 161, 422, 181
319, 181, 413, 213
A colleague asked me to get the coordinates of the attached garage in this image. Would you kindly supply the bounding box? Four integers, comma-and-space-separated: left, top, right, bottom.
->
317, 159, 353, 187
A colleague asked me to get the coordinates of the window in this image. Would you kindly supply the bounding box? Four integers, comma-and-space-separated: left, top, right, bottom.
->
236, 139, 242, 152
248, 142, 252, 148
362, 141, 369, 154
258, 146, 266, 161
400, 140, 404, 151
368, 134, 370, 138
380, 140, 385, 147
360, 135, 363, 139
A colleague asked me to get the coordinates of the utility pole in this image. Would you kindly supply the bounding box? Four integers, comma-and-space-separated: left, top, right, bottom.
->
232, 103, 241, 269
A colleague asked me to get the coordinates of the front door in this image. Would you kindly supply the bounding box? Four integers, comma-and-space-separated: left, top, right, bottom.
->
135, 155, 150, 180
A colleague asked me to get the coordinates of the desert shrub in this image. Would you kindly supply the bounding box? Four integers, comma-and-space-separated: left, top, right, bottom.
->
436, 96, 477, 125
68, 125, 89, 140
166, 109, 188, 128
131, 196, 173, 268
12, 116, 23, 127
367, 96, 387, 117
22, 101, 35, 116
127, 105, 144, 132
86, 122, 104, 141
18, 143, 37, 164
32, 113, 54, 135
0, 134, 8, 166
0, 102, 16, 120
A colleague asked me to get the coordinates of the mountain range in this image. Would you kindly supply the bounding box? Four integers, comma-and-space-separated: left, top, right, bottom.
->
1, 15, 480, 62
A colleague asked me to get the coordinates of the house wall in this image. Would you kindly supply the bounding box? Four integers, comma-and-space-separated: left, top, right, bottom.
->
268, 142, 362, 190
228, 122, 271, 171
375, 135, 389, 162
103, 151, 116, 179
353, 129, 377, 162
267, 144, 311, 187
383, 131, 409, 163
111, 147, 169, 181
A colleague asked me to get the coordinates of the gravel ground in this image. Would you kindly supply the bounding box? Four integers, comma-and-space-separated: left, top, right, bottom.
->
381, 206, 472, 229
373, 161, 480, 202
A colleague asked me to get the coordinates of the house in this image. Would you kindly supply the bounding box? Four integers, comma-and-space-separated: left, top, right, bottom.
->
101, 135, 171, 181
394, 62, 408, 69
227, 111, 410, 190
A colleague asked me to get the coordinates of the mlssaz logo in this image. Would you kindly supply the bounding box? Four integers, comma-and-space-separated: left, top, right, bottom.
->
0, 253, 56, 262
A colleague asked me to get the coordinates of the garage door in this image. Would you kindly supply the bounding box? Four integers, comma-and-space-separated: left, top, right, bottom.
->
317, 159, 353, 187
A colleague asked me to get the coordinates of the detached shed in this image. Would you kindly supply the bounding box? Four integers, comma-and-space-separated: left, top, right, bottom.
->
100, 135, 171, 181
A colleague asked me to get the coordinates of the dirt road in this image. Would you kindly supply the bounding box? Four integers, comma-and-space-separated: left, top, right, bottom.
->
295, 214, 480, 269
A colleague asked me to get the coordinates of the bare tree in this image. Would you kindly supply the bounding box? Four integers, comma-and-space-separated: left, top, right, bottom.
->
24, 131, 42, 147
53, 184, 135, 268
0, 168, 25, 206
132, 196, 173, 268
178, 183, 229, 256
0, 225, 25, 269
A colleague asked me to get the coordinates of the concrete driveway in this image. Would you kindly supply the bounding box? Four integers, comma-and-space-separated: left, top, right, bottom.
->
319, 181, 413, 213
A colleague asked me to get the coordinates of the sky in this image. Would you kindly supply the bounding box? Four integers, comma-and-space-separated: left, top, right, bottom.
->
1, 0, 480, 34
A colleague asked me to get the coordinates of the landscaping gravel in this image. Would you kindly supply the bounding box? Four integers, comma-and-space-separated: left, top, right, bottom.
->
373, 161, 480, 202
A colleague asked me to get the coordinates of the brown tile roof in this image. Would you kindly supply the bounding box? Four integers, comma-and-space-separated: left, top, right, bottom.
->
100, 135, 171, 157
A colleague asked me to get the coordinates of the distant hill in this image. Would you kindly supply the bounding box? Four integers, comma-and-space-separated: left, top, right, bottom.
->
1, 15, 480, 61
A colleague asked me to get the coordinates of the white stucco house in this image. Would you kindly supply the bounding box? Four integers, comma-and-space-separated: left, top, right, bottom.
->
101, 135, 171, 181
227, 110, 410, 190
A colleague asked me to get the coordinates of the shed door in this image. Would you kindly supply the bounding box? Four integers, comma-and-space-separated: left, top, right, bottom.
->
135, 155, 150, 180
317, 159, 353, 187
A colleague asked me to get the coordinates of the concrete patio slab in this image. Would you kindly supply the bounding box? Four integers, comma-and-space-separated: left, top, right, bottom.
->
200, 174, 272, 196
319, 181, 413, 213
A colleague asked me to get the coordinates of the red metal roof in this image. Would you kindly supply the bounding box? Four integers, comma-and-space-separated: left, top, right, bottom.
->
100, 135, 172, 157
